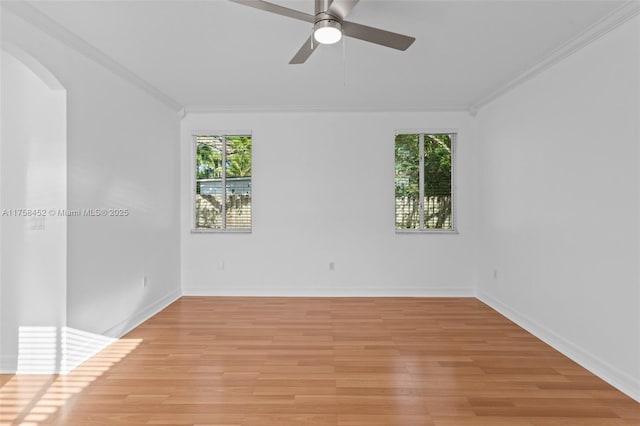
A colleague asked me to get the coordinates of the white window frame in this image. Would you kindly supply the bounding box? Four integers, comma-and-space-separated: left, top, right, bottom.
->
191, 131, 253, 233
394, 129, 458, 234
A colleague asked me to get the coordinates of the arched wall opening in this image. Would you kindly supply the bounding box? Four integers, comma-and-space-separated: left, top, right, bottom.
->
0, 44, 68, 373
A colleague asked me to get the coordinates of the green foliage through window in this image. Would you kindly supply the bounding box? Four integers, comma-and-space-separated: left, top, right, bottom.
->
395, 133, 454, 230
195, 135, 252, 230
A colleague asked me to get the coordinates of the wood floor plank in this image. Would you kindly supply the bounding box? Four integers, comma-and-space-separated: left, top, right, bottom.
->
0, 297, 637, 425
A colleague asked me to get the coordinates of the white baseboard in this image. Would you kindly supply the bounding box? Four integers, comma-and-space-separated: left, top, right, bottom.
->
477, 291, 640, 403
0, 289, 182, 375
63, 289, 181, 372
8, 287, 635, 405
0, 355, 17, 374
101, 288, 182, 339
61, 327, 116, 373
62, 288, 182, 372
182, 286, 475, 297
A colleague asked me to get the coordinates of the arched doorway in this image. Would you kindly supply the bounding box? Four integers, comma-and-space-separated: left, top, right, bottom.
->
0, 44, 67, 373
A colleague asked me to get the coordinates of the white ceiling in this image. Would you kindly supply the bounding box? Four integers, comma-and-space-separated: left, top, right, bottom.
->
26, 0, 627, 112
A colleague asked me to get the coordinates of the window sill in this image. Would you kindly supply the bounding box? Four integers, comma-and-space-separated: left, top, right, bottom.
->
191, 228, 252, 234
395, 228, 459, 235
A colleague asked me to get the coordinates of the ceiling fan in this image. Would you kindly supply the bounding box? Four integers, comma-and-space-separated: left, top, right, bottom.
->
229, 0, 416, 64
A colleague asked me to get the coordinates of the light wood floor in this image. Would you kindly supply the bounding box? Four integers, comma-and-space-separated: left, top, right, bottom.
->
1, 297, 638, 425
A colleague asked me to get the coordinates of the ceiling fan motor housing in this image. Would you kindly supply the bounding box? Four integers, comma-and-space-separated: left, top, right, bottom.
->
315, 11, 341, 22
314, 12, 342, 31
228, 0, 417, 63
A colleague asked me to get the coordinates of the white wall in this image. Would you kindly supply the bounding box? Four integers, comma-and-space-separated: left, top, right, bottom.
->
476, 15, 640, 400
181, 111, 478, 296
1, 8, 181, 358
3, 0, 637, 403
1, 50, 67, 373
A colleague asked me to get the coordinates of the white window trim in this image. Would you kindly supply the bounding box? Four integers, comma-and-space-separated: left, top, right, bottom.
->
191, 130, 253, 233
394, 129, 458, 234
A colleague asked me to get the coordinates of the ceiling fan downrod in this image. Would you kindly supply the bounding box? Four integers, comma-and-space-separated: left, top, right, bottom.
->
228, 0, 415, 64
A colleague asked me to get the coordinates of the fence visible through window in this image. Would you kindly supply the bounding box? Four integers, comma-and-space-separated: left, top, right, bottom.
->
194, 135, 252, 230
395, 195, 452, 230
395, 132, 454, 231
196, 177, 251, 229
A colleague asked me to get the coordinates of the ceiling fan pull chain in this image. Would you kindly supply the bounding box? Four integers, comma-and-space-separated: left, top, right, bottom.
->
343, 35, 347, 87
229, 0, 415, 64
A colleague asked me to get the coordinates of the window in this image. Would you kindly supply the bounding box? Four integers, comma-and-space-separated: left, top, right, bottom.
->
395, 132, 455, 232
194, 134, 252, 231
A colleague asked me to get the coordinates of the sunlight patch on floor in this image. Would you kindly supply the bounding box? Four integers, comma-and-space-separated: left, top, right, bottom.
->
1, 334, 141, 425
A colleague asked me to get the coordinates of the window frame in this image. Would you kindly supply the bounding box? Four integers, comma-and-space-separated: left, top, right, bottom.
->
394, 129, 458, 234
191, 131, 253, 233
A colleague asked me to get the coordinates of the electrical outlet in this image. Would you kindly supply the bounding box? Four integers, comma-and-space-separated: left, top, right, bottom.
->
329, 261, 335, 271
31, 216, 45, 231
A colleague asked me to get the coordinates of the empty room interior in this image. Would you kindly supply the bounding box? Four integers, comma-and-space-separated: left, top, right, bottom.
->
1, 0, 639, 425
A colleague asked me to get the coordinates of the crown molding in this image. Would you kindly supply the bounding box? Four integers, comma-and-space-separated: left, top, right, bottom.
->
184, 104, 469, 115
470, 0, 640, 111
1, 0, 184, 112
7, 0, 634, 116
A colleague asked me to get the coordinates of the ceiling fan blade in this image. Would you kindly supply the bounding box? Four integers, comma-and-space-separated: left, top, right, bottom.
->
229, 0, 315, 23
327, 0, 360, 19
342, 20, 415, 51
289, 35, 319, 64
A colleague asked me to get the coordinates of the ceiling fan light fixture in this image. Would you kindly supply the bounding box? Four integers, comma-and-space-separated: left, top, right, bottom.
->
313, 19, 342, 44
229, 0, 416, 64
